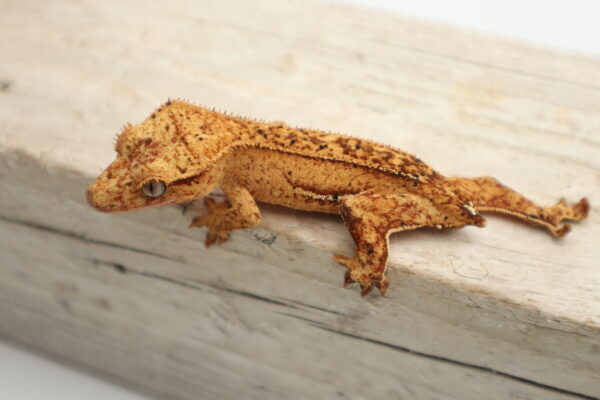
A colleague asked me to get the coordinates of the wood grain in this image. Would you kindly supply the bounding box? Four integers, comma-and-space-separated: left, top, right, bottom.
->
0, 0, 598, 399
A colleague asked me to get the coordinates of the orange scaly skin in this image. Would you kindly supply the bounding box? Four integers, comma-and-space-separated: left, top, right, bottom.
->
86, 100, 590, 296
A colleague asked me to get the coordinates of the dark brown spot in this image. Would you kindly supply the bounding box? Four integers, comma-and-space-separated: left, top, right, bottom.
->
412, 181, 418, 187
150, 113, 156, 119
144, 138, 152, 145
166, 99, 172, 106
165, 124, 170, 131
287, 171, 292, 175
257, 129, 264, 134
290, 139, 297, 145
177, 166, 187, 173
318, 144, 328, 150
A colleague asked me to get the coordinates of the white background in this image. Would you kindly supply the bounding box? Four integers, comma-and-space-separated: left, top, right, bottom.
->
2, 1, 599, 399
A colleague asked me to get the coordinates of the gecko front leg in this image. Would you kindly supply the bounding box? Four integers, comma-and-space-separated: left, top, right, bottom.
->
334, 193, 481, 296
189, 185, 261, 247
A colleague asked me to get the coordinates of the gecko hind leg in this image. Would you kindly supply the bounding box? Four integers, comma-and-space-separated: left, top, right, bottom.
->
448, 177, 589, 237
334, 193, 474, 296
189, 185, 261, 247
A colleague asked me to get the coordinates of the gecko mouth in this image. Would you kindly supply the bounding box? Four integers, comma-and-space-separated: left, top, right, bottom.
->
86, 186, 178, 213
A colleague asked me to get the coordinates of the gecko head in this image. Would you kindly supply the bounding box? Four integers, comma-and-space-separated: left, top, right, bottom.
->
86, 100, 224, 213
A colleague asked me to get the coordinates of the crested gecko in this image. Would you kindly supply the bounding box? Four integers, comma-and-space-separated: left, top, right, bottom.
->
86, 100, 590, 296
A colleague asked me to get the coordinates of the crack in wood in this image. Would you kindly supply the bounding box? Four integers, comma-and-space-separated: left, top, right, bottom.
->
275, 312, 329, 327
136, 270, 300, 309
88, 258, 302, 310
0, 215, 183, 262
3, 216, 597, 399
89, 258, 128, 274
310, 325, 598, 400
278, 298, 351, 317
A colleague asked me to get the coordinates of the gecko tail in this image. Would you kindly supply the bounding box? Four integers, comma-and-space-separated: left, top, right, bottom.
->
448, 177, 589, 237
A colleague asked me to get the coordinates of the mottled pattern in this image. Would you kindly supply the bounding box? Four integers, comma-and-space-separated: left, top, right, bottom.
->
87, 100, 590, 296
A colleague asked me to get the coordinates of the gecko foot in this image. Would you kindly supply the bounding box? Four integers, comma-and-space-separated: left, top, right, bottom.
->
568, 197, 590, 221
333, 254, 388, 296
188, 197, 231, 247
543, 197, 590, 237
189, 197, 219, 228
204, 231, 229, 248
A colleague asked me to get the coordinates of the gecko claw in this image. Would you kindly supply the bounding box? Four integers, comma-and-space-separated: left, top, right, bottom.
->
343, 270, 354, 287
189, 197, 219, 228
360, 284, 373, 297
334, 253, 387, 296
189, 215, 209, 228
373, 276, 389, 296
204, 231, 229, 247
572, 197, 590, 221
203, 197, 218, 209
334, 253, 356, 287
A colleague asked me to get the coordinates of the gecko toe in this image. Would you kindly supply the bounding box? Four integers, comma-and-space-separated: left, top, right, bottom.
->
552, 223, 571, 238
573, 197, 590, 221
333, 253, 352, 265
189, 215, 209, 228
203, 197, 218, 209
343, 270, 354, 287
360, 284, 374, 297
204, 231, 229, 247
374, 276, 389, 296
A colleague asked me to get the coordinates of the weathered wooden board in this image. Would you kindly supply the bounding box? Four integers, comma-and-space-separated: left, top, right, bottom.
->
0, 0, 599, 399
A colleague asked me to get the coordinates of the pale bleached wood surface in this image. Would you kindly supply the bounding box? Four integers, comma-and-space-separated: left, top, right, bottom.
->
0, 0, 599, 399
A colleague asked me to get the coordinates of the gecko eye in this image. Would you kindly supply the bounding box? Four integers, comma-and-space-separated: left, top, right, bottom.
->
141, 180, 167, 197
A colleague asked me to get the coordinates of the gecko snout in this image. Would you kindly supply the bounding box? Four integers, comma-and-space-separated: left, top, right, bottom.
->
85, 185, 111, 212
85, 177, 117, 212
